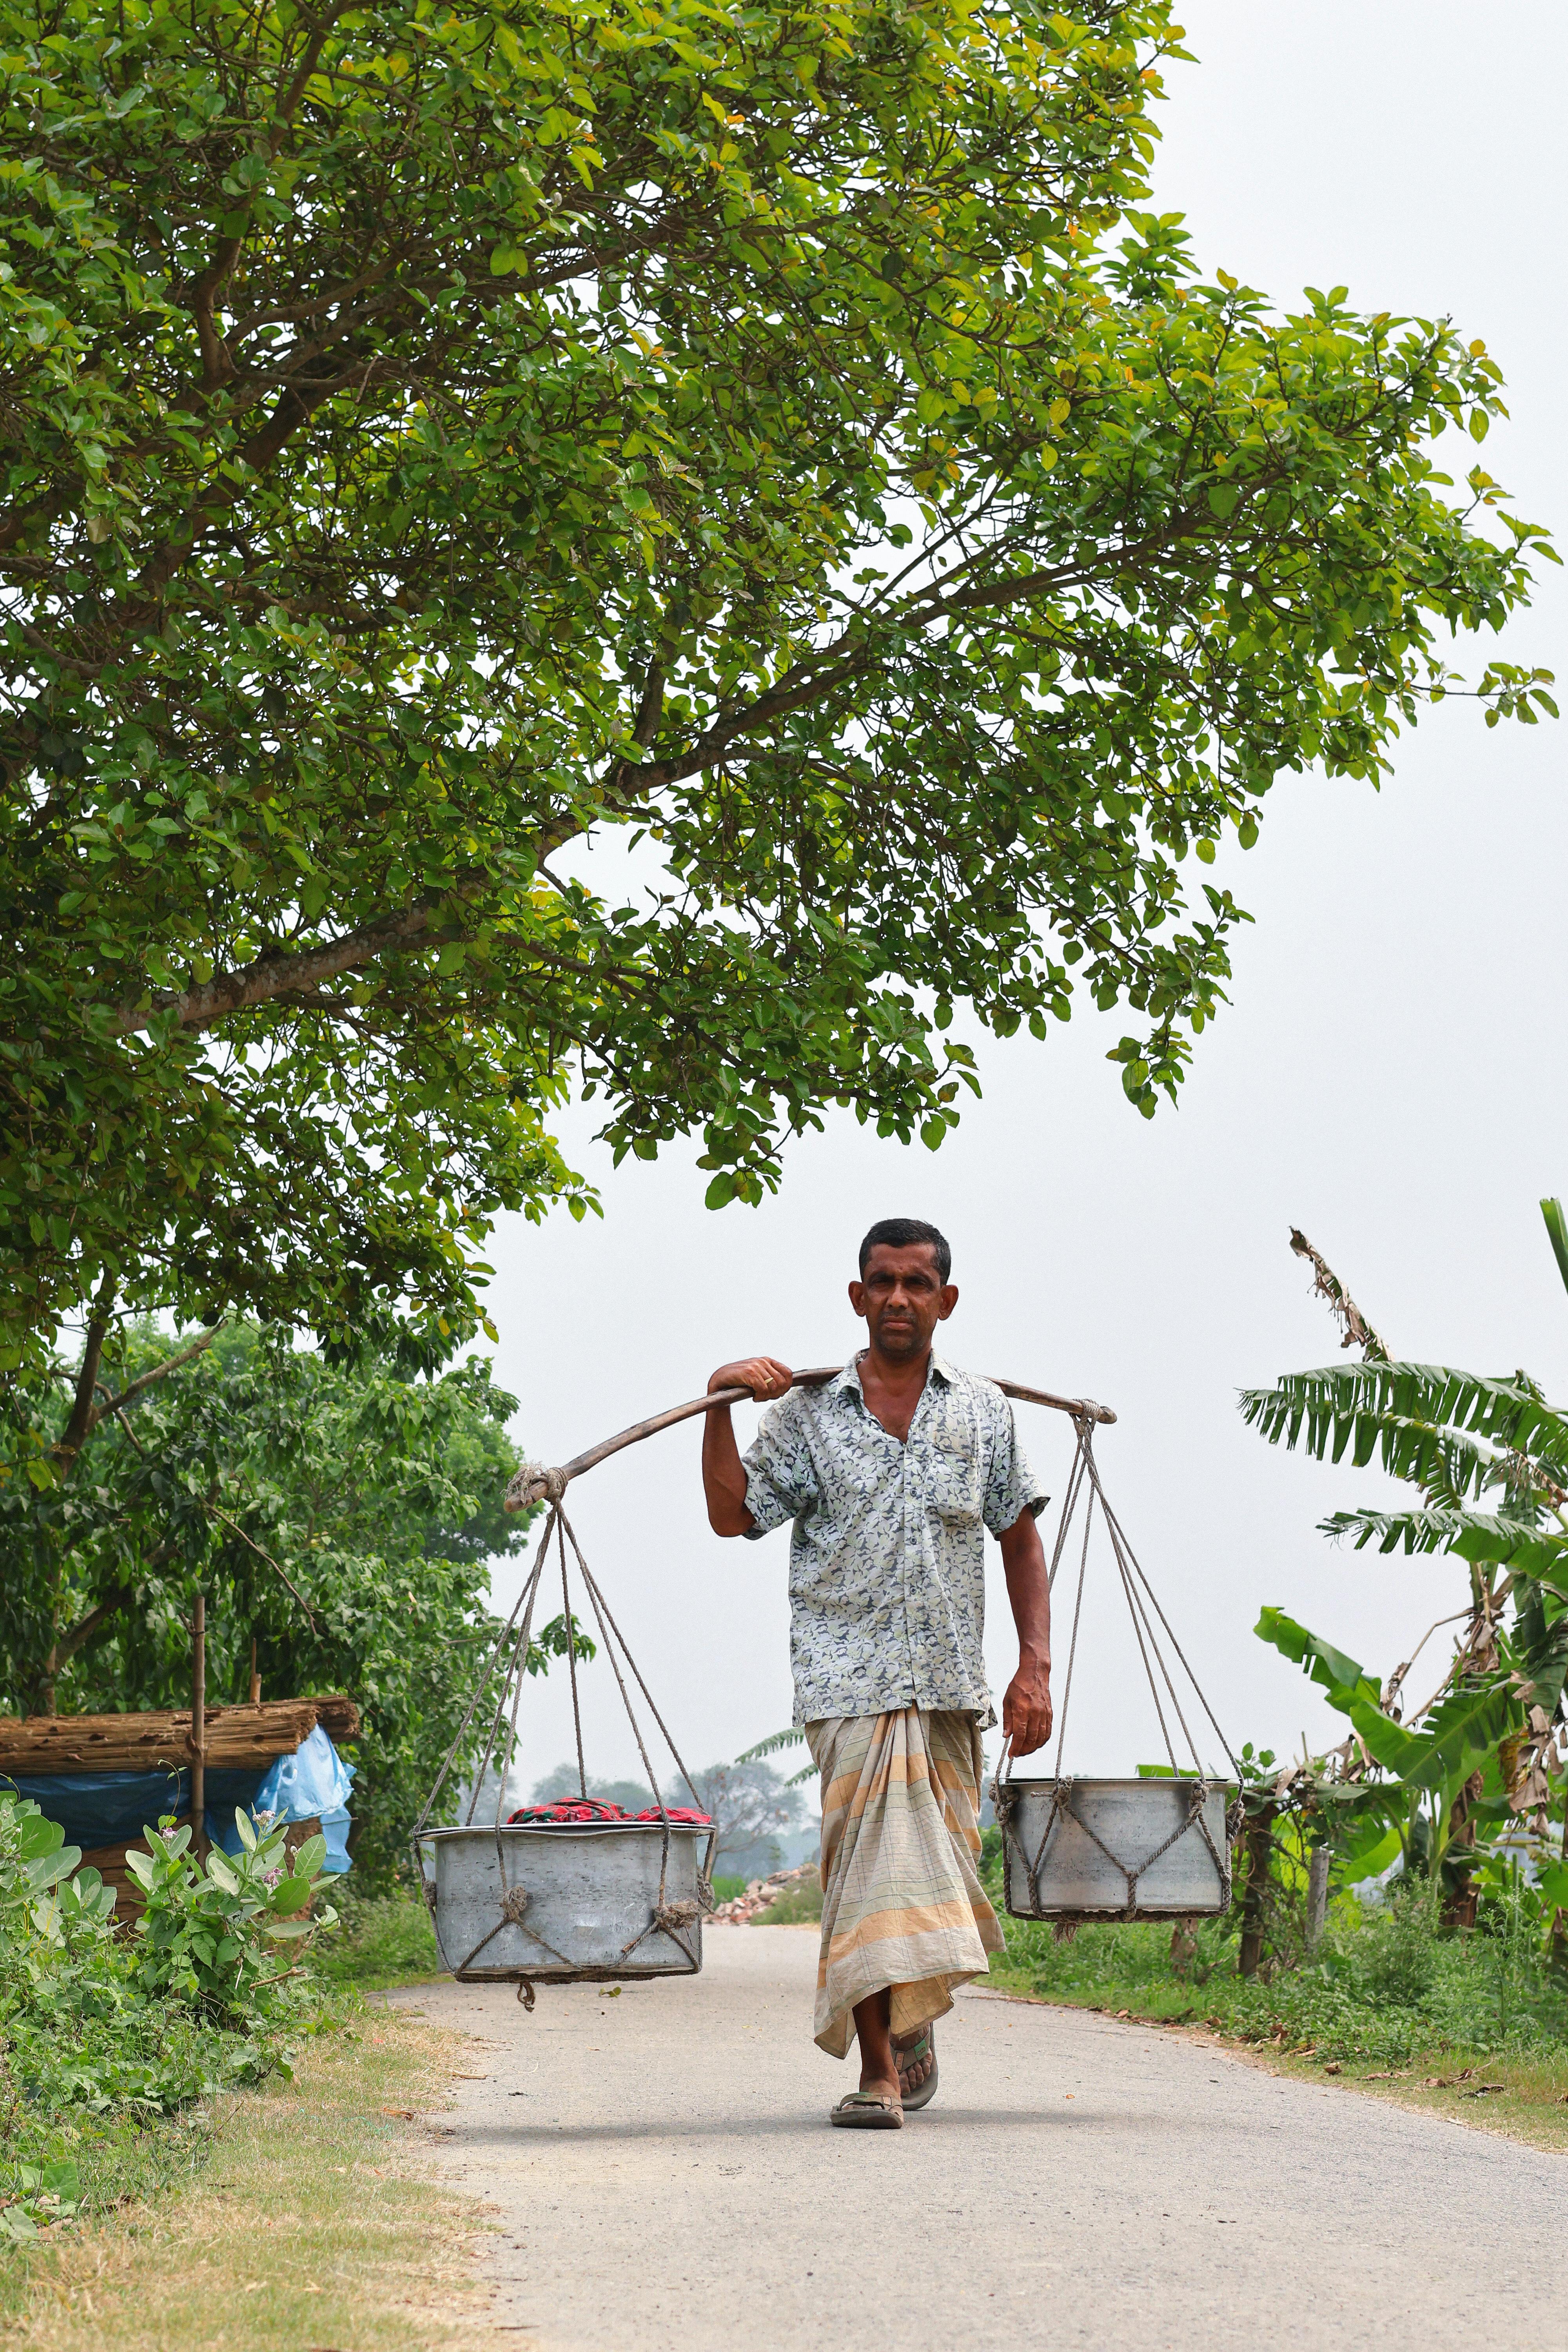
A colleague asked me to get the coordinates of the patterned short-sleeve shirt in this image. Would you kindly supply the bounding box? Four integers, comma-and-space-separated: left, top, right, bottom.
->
741, 1350, 1047, 1728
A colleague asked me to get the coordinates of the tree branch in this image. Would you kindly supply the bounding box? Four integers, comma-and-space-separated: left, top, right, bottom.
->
90, 1324, 223, 1431
205, 1503, 318, 1628
52, 1584, 134, 1673
109, 906, 442, 1036
189, 236, 243, 391
52, 1272, 116, 1479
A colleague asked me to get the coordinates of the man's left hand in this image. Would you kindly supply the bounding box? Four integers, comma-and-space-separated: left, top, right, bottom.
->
1002, 1656, 1053, 1757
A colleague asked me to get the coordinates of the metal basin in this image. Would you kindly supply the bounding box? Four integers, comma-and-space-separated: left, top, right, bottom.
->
417, 1822, 710, 1981
997, 1776, 1231, 1920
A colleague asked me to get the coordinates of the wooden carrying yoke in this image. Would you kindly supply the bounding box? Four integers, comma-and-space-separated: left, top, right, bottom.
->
505, 1368, 1115, 1513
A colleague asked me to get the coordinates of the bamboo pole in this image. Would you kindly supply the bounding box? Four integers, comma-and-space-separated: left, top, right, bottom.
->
506, 1367, 1116, 1510
191, 1595, 207, 1863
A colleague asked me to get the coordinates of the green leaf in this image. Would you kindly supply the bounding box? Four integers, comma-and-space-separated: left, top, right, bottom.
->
1541, 1197, 1568, 1302
290, 1833, 328, 1882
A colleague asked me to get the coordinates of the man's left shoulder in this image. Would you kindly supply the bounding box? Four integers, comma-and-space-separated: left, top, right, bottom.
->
933, 1360, 1010, 1423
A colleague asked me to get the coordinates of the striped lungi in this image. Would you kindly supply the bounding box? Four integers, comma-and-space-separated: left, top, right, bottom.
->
805, 1706, 1004, 2058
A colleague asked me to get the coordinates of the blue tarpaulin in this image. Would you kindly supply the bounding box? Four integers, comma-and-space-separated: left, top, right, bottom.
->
212, 1727, 355, 1873
5, 1766, 265, 1850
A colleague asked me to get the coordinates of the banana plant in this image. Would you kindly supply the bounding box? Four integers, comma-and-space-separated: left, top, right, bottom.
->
1240, 1207, 1568, 1911
737, 1728, 819, 1788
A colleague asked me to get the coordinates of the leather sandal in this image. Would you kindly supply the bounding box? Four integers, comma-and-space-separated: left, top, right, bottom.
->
829, 2089, 904, 2129
893, 2024, 939, 2112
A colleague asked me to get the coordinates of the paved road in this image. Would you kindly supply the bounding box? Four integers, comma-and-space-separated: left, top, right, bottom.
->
397, 1926, 1564, 2352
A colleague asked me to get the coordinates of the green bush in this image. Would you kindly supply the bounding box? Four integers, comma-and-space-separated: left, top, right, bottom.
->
308, 1889, 442, 1991
987, 1860, 1568, 2070
0, 1793, 338, 2246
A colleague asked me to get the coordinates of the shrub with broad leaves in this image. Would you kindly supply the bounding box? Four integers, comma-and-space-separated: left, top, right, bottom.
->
128, 1811, 338, 2020
0, 1792, 337, 2247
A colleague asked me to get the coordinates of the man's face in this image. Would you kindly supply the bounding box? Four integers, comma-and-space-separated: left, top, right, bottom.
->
848, 1243, 958, 1363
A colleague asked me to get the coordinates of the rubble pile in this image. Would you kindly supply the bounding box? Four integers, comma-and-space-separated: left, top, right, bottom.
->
708, 1861, 817, 1924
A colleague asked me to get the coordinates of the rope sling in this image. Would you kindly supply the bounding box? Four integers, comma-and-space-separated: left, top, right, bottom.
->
991, 1411, 1243, 1921
411, 1485, 719, 2009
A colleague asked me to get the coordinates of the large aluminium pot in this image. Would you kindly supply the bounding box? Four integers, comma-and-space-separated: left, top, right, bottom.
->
996, 1775, 1231, 1921
417, 1820, 710, 1982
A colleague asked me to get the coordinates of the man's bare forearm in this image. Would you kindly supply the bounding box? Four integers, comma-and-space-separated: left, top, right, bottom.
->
999, 1509, 1053, 1755
702, 1400, 754, 1535
701, 1355, 792, 1535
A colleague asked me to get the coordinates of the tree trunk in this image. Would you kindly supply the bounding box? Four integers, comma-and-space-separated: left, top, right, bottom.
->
1440, 1773, 1482, 1930
35, 1273, 116, 1714
1237, 1806, 1277, 1978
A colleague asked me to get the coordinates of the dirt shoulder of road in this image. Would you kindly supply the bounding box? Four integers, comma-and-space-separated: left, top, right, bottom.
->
3, 2006, 503, 2349
973, 1980, 1568, 2155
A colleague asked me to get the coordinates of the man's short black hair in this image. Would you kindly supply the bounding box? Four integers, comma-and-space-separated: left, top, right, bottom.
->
857, 1218, 951, 1283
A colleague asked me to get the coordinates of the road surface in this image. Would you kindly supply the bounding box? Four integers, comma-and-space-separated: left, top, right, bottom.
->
396, 1925, 1563, 2351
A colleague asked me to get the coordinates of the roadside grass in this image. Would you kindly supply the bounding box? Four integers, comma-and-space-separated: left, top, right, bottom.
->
3, 2010, 499, 2348
753, 1878, 822, 1925
310, 1887, 445, 1992
985, 1899, 1568, 2154
2, 2093, 226, 2264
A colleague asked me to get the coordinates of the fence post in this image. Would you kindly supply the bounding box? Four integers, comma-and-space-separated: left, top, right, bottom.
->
191, 1593, 207, 1863
1306, 1844, 1330, 1950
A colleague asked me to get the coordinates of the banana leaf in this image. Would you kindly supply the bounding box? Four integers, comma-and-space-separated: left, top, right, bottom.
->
1240, 1363, 1568, 1491
1255, 1608, 1513, 1793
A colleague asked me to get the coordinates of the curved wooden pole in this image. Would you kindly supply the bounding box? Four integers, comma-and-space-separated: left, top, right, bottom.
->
504, 1367, 1114, 1511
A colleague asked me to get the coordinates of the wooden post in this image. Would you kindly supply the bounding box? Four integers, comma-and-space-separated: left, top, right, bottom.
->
1306, 1844, 1330, 1951
191, 1593, 207, 1862
248, 1634, 261, 1708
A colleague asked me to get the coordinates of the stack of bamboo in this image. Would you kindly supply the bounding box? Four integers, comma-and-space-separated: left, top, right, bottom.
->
0, 1694, 360, 1774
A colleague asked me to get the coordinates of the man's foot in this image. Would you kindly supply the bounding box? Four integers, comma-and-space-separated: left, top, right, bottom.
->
830, 2089, 903, 2129
893, 2025, 938, 2111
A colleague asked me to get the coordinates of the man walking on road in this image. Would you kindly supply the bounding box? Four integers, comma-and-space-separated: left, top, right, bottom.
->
701, 1217, 1053, 2128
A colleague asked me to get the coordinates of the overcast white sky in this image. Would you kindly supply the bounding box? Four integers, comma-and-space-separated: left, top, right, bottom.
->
474, 3, 1567, 1803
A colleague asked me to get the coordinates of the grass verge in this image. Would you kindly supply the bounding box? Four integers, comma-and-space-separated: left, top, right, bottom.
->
3, 2009, 499, 2348
309, 1889, 445, 1993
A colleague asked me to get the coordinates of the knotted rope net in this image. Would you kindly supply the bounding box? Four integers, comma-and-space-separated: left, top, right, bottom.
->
992, 1414, 1242, 1923
412, 1475, 717, 2005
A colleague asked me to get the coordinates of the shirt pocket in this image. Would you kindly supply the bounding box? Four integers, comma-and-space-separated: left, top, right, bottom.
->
926, 1430, 982, 1526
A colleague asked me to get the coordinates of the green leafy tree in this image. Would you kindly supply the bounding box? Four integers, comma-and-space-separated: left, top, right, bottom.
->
0, 0, 1553, 1374
0, 1321, 557, 1880
1241, 1214, 1568, 1925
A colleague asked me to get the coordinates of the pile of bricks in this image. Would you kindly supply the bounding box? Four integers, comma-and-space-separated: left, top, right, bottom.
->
707, 1861, 817, 1924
